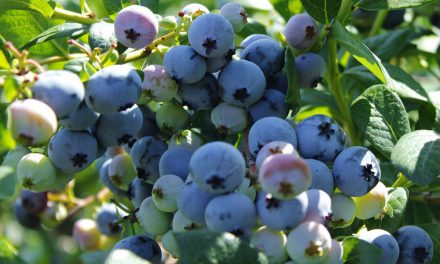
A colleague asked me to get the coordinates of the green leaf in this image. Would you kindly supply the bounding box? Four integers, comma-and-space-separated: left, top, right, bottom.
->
0, 76, 20, 103
284, 48, 301, 114
1, 0, 55, 17
404, 200, 434, 225
363, 29, 417, 62
332, 21, 389, 84
269, 0, 291, 21
365, 187, 409, 233
0, 166, 17, 200
236, 19, 267, 39
391, 130, 440, 186
81, 251, 110, 264
385, 64, 429, 102
0, 236, 26, 263
0, 10, 67, 57
357, 0, 437, 10
351, 84, 410, 159
415, 224, 440, 264
342, 237, 382, 264
174, 230, 269, 264
299, 0, 342, 24
20, 23, 89, 50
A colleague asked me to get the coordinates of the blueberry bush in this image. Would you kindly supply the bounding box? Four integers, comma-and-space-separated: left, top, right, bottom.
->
0, 0, 440, 263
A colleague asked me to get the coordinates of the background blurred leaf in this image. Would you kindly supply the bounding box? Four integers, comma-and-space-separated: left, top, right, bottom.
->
358, 0, 437, 10
0, 0, 55, 17
0, 166, 17, 200
300, 0, 342, 24
342, 237, 382, 264
284, 48, 301, 114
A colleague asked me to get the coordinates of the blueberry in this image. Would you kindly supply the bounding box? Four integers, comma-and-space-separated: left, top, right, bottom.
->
95, 104, 143, 147
14, 201, 40, 229
395, 225, 433, 264
249, 116, 298, 157
303, 189, 333, 225
32, 70, 84, 120
240, 38, 283, 77
266, 71, 288, 94
49, 128, 98, 173
178, 73, 221, 110
72, 218, 101, 251
286, 221, 332, 264
99, 159, 130, 197
284, 13, 319, 50
85, 65, 142, 114
136, 197, 172, 236
296, 115, 346, 163
305, 159, 334, 195
168, 130, 203, 151
128, 177, 153, 208
19, 189, 48, 215
250, 226, 288, 264
142, 65, 178, 102
152, 174, 184, 212
107, 153, 137, 190
155, 102, 189, 134
210, 103, 248, 134
136, 105, 159, 138
172, 210, 200, 232
189, 141, 245, 194
358, 229, 399, 264
8, 99, 58, 146
249, 89, 288, 122
333, 146, 381, 197
178, 3, 209, 22
329, 193, 355, 228
255, 141, 299, 170
322, 240, 343, 264
218, 60, 266, 107
352, 181, 388, 220
177, 181, 217, 225
114, 5, 158, 49
256, 191, 307, 231
96, 203, 126, 236
111, 235, 162, 263
89, 22, 117, 52
220, 2, 248, 32
206, 47, 235, 73
17, 153, 57, 192
130, 136, 167, 184
163, 45, 207, 84
239, 34, 272, 49
59, 101, 99, 131
205, 193, 256, 238
295, 53, 326, 88
159, 147, 193, 181
188, 14, 234, 58
235, 178, 256, 202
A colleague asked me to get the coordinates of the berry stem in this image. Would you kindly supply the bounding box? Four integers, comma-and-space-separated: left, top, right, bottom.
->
327, 36, 360, 145
52, 7, 99, 25
37, 54, 87, 65
392, 173, 411, 188
117, 30, 177, 63
369, 10, 388, 37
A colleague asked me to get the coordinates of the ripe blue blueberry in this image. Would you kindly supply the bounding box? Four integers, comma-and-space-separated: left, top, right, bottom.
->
59, 101, 99, 131
188, 14, 234, 58
218, 60, 266, 107
159, 147, 193, 181
99, 159, 130, 198
96, 203, 126, 236
178, 73, 221, 110
284, 13, 319, 50
205, 193, 256, 238
296, 53, 326, 88
303, 189, 333, 225
177, 181, 217, 225
249, 89, 288, 122
358, 229, 399, 264
95, 104, 143, 147
248, 117, 298, 157
32, 70, 84, 120
114, 5, 159, 49
305, 159, 334, 195
111, 235, 162, 264
14, 201, 40, 229
206, 48, 235, 73
189, 141, 245, 194
136, 105, 159, 138
240, 39, 283, 77
130, 136, 167, 183
333, 146, 381, 197
256, 191, 308, 231
296, 115, 346, 163
395, 225, 433, 264
163, 45, 207, 84
19, 189, 48, 215
49, 128, 98, 173
267, 71, 288, 94
85, 65, 142, 114
240, 34, 272, 49
220, 2, 248, 32
128, 177, 153, 208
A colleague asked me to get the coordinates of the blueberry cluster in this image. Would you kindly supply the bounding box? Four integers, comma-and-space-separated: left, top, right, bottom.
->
2, 2, 434, 264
